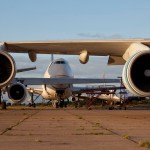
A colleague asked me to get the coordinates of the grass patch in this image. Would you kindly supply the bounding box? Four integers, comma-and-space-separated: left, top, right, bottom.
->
78, 116, 83, 119
138, 140, 150, 148
86, 132, 104, 135
6, 127, 12, 131
77, 127, 85, 130
95, 123, 100, 125
123, 134, 131, 140
28, 132, 32, 135
92, 123, 101, 128
35, 138, 42, 142
73, 132, 109, 135
75, 115, 83, 119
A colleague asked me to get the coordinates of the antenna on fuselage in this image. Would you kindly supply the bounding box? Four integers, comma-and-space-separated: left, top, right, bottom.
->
51, 54, 54, 62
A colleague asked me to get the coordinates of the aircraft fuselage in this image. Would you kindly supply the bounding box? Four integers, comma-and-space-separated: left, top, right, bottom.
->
41, 58, 73, 100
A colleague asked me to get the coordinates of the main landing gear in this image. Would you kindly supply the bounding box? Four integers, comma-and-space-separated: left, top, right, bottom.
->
0, 89, 7, 110
28, 89, 41, 108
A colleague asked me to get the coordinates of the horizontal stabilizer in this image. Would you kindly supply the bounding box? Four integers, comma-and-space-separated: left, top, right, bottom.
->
17, 67, 36, 73
13, 78, 120, 85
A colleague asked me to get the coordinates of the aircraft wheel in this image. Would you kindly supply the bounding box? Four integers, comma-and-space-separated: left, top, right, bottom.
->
109, 107, 114, 110
33, 103, 36, 108
1, 101, 6, 110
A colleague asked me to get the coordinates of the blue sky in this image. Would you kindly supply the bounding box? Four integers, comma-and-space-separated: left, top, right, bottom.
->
0, 0, 150, 41
0, 0, 150, 78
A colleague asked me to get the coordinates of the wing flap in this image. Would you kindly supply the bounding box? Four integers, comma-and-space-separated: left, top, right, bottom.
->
108, 56, 126, 65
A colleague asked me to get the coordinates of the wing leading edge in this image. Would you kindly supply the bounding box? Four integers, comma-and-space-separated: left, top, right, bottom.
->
5, 39, 150, 55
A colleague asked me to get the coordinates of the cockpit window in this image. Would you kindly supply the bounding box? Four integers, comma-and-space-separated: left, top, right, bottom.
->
54, 61, 66, 64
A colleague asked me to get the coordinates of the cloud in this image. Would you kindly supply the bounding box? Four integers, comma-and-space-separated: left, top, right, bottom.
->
77, 33, 124, 39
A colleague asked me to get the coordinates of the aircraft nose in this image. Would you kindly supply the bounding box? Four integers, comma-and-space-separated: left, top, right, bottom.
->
48, 64, 73, 78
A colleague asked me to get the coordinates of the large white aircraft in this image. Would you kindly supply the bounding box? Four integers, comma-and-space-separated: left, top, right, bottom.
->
0, 39, 150, 103
40, 58, 73, 100
9, 57, 119, 104
28, 57, 78, 103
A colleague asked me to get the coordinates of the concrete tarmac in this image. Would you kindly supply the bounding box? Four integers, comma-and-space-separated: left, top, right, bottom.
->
0, 109, 150, 150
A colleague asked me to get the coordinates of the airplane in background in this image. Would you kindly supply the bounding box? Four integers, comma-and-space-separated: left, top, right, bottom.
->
98, 91, 123, 109
8, 57, 119, 106
72, 86, 127, 109
99, 91, 120, 102
0, 39, 150, 105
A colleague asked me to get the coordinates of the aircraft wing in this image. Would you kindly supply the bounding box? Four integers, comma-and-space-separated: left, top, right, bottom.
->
13, 78, 120, 85
4, 39, 150, 64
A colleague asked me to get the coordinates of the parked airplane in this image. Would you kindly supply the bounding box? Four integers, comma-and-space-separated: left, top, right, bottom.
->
73, 87, 124, 109
0, 39, 150, 103
27, 58, 75, 103
15, 58, 120, 104
98, 91, 124, 109
99, 92, 120, 102
1, 55, 119, 105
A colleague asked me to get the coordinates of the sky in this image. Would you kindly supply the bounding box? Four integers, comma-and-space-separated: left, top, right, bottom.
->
0, 0, 150, 41
0, 0, 150, 79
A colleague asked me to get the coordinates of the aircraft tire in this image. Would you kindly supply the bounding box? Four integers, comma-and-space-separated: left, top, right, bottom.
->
1, 101, 6, 110
33, 103, 36, 108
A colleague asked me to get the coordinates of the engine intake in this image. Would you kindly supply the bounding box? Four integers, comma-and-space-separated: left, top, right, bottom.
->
122, 51, 150, 96
0, 51, 16, 88
8, 83, 27, 103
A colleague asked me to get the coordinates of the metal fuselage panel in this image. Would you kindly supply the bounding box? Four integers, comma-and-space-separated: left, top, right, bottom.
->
41, 58, 73, 100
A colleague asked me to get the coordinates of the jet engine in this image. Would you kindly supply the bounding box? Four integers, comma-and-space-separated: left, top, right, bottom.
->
122, 50, 150, 97
0, 51, 16, 88
7, 83, 27, 103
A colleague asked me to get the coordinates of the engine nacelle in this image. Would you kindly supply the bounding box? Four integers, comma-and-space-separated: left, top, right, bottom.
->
0, 51, 16, 88
122, 51, 150, 97
7, 83, 27, 103
79, 50, 89, 64
28, 51, 37, 62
